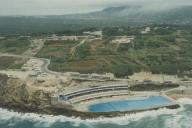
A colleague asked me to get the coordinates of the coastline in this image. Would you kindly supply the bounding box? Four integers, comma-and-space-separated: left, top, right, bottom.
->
0, 98, 180, 119
0, 101, 188, 127
167, 94, 192, 100
166, 88, 192, 100
0, 71, 190, 119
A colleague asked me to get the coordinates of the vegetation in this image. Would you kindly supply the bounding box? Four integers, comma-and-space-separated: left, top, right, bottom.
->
0, 37, 31, 54
75, 44, 90, 59
37, 40, 80, 62
1, 6, 192, 36
0, 56, 26, 70
36, 25, 192, 77
130, 83, 179, 91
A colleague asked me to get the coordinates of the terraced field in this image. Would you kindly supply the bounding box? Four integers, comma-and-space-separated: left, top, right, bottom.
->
36, 26, 192, 77
0, 37, 31, 54
0, 56, 26, 70
36, 37, 140, 76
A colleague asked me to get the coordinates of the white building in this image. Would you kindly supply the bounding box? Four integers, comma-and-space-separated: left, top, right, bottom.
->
47, 34, 78, 41
141, 27, 151, 34
83, 31, 103, 37
111, 36, 135, 44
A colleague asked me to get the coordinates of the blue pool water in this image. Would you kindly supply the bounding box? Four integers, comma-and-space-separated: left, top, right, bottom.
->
88, 96, 173, 112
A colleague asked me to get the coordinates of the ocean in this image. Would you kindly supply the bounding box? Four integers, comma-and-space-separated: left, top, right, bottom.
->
0, 98, 192, 128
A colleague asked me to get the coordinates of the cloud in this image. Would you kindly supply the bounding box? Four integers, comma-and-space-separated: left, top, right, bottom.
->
0, 0, 192, 15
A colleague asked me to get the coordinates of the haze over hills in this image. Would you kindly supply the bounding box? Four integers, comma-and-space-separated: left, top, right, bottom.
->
71, 5, 192, 22
1, 5, 192, 35
1, 2, 192, 127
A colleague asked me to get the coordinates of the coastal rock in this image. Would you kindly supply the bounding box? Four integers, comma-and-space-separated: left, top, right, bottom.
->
0, 73, 52, 111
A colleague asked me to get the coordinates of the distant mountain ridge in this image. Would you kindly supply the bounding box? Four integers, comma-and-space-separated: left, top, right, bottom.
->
1, 5, 192, 35
74, 5, 192, 22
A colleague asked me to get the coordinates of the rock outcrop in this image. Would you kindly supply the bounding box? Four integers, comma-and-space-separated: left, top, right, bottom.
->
0, 73, 52, 112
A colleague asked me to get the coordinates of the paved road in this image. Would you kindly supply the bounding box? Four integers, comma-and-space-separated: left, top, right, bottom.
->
0, 52, 69, 77
0, 37, 113, 81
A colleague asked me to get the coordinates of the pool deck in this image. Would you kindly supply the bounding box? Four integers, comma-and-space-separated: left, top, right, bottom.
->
73, 92, 179, 112
166, 87, 192, 100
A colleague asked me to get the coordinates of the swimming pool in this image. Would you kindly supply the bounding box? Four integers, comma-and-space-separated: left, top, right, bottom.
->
88, 96, 174, 112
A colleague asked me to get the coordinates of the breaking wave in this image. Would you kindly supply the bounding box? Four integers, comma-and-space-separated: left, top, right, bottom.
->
0, 98, 191, 127
165, 114, 192, 128
0, 107, 184, 127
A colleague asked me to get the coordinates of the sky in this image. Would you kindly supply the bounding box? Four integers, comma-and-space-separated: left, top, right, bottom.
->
0, 0, 192, 15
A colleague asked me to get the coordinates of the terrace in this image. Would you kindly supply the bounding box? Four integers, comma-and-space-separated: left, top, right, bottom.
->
58, 83, 130, 103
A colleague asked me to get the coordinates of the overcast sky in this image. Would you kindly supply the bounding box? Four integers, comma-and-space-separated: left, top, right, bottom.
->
0, 0, 192, 15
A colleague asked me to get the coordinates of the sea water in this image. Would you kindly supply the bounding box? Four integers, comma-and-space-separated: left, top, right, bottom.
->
0, 98, 192, 128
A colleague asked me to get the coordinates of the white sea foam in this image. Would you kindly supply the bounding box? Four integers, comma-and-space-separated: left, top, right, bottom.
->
1, 98, 191, 127
0, 104, 185, 127
165, 113, 192, 128
164, 98, 192, 128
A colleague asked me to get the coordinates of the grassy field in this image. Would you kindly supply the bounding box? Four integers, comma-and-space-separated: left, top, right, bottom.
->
0, 37, 31, 54
130, 83, 179, 91
0, 56, 26, 70
37, 38, 141, 76
37, 40, 80, 61
36, 25, 192, 77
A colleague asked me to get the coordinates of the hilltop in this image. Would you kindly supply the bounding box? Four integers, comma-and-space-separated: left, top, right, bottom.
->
1, 6, 192, 35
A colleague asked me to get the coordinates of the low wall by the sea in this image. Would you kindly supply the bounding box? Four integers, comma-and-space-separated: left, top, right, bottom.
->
0, 98, 180, 119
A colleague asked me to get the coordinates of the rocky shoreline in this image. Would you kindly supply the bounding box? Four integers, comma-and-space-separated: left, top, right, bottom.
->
0, 73, 181, 119
0, 101, 180, 119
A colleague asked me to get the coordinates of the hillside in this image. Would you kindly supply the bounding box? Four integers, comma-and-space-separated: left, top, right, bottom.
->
36, 25, 192, 77
82, 6, 192, 23
1, 6, 192, 35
